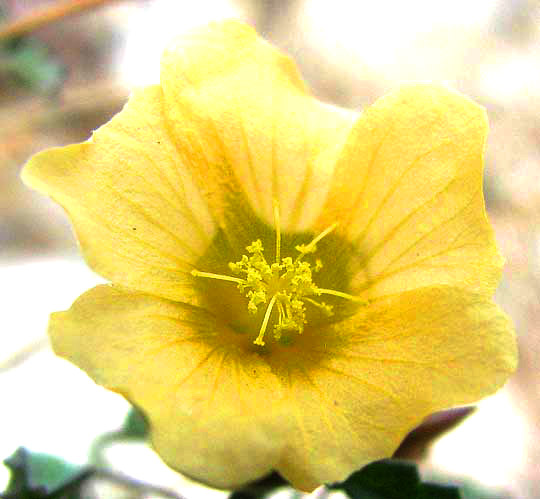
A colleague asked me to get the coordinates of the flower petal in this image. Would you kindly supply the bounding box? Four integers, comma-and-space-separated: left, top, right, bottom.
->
318, 85, 502, 299
270, 286, 516, 490
160, 20, 356, 242
49, 285, 290, 488
22, 85, 214, 302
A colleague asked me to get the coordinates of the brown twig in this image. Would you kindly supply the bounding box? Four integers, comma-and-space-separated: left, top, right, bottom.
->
0, 337, 49, 372
0, 79, 128, 152
0, 0, 123, 41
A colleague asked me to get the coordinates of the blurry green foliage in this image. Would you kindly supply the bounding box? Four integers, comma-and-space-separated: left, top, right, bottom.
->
1, 447, 85, 499
229, 471, 288, 499
229, 460, 463, 499
1, 444, 505, 499
121, 406, 150, 439
329, 460, 462, 499
0, 37, 65, 95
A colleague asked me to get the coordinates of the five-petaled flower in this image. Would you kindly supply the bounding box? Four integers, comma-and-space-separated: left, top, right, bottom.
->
22, 20, 517, 492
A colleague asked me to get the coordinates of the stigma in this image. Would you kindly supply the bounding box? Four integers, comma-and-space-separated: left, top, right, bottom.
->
191, 200, 360, 346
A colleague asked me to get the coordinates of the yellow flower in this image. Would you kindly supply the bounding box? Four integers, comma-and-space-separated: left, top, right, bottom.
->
22, 20, 517, 492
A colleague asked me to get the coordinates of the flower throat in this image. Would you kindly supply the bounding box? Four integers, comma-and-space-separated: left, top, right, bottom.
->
191, 201, 359, 346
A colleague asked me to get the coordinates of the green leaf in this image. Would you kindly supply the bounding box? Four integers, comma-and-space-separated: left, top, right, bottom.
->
339, 460, 420, 499
330, 459, 462, 499
418, 483, 461, 499
121, 406, 149, 439
228, 471, 288, 499
424, 471, 506, 499
2, 447, 82, 498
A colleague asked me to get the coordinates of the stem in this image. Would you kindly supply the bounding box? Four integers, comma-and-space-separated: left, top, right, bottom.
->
0, 0, 122, 41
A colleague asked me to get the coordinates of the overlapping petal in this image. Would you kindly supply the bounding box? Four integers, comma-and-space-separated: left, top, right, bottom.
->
318, 85, 502, 299
22, 86, 214, 302
268, 286, 517, 489
51, 284, 515, 491
159, 20, 356, 246
49, 285, 290, 488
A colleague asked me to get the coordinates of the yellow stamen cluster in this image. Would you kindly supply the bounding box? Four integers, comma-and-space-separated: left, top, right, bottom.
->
227, 239, 333, 345
192, 201, 358, 346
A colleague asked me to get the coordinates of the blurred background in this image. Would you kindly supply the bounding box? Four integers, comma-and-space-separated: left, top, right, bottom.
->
1, 0, 539, 497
